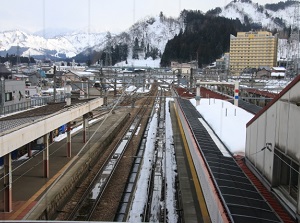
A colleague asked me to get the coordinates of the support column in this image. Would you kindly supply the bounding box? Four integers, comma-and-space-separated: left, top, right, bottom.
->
65, 79, 71, 106
234, 81, 239, 107
195, 80, 201, 106
27, 142, 32, 158
83, 114, 88, 143
43, 133, 49, 178
3, 153, 12, 212
67, 122, 71, 158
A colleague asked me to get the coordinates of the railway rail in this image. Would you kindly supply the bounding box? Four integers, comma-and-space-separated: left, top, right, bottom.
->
114, 88, 172, 222
55, 83, 158, 221
67, 103, 148, 221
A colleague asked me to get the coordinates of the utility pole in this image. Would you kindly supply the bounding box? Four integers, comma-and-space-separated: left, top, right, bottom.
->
53, 66, 56, 102
287, 1, 300, 77
1, 76, 5, 116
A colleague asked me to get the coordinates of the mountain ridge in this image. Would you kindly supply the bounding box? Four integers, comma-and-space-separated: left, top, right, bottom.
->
0, 1, 298, 64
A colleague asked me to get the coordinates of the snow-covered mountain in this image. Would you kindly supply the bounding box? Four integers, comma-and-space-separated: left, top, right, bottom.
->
216, 0, 297, 30
0, 15, 182, 61
0, 0, 298, 62
0, 30, 108, 59
89, 15, 182, 58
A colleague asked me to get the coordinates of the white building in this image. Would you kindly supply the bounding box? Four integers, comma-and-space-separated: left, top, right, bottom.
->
170, 61, 198, 75
271, 67, 286, 78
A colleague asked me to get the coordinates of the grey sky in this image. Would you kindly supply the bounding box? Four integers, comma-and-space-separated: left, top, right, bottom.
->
0, 0, 278, 34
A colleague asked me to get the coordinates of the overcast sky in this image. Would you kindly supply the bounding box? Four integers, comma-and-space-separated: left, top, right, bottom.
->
0, 0, 278, 34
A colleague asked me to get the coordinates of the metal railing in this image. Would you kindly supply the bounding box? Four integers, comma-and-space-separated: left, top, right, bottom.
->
1, 96, 65, 116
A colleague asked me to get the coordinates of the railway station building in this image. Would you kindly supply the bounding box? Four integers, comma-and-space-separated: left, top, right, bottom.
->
245, 75, 300, 219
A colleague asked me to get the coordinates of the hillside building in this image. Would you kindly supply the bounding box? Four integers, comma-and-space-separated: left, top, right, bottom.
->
170, 61, 198, 75
229, 31, 278, 75
271, 67, 286, 78
216, 53, 230, 73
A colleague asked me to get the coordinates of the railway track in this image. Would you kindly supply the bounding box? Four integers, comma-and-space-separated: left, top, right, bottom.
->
67, 104, 148, 221
55, 83, 158, 221
114, 88, 174, 222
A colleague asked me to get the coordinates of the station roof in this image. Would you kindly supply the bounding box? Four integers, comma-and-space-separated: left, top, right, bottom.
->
0, 97, 103, 157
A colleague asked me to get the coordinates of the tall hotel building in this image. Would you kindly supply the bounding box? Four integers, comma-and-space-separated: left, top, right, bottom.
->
229, 31, 278, 75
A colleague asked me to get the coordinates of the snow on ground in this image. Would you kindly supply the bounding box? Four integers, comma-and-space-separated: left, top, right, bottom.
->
2, 81, 256, 220
125, 85, 137, 93
190, 98, 254, 156
128, 112, 158, 222
164, 98, 178, 223
128, 98, 178, 222
54, 117, 103, 142
114, 58, 160, 68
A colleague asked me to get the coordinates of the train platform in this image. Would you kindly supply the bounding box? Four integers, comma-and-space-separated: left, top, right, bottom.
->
0, 108, 129, 220
170, 101, 210, 223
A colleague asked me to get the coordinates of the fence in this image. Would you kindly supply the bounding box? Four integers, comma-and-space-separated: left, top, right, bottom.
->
1, 96, 65, 116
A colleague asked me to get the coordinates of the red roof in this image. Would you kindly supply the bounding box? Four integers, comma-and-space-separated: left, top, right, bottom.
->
175, 87, 195, 98
245, 88, 278, 98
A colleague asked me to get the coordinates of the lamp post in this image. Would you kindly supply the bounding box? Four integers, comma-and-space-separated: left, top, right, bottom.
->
1, 76, 5, 116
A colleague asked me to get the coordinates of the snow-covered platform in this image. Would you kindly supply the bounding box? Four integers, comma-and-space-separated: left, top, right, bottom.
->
175, 98, 284, 222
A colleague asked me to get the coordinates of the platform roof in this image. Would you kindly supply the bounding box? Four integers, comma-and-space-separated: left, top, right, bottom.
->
0, 98, 103, 157
178, 98, 281, 222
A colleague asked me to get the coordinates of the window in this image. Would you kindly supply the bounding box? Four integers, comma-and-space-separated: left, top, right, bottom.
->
5, 92, 13, 102
274, 149, 299, 201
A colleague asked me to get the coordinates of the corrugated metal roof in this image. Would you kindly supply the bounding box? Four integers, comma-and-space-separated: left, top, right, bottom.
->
178, 98, 282, 223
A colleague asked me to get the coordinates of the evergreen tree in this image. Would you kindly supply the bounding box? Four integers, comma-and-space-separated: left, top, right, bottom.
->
132, 37, 139, 59
160, 10, 248, 68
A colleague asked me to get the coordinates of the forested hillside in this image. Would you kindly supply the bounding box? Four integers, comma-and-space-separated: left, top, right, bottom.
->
160, 10, 251, 68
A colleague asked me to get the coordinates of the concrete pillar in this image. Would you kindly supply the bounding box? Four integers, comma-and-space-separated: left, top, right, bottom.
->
234, 81, 239, 107
195, 80, 201, 106
65, 79, 71, 106
3, 153, 12, 212
297, 166, 300, 216
27, 142, 32, 158
83, 114, 89, 143
43, 133, 49, 178
67, 122, 71, 158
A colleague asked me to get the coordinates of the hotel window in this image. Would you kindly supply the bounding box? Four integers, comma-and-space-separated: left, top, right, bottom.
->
274, 148, 299, 201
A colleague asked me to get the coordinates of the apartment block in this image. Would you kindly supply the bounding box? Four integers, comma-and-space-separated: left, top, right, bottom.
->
229, 31, 278, 75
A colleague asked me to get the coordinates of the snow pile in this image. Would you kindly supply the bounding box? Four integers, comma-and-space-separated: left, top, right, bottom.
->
190, 98, 254, 155
128, 113, 158, 222
164, 98, 178, 222
115, 58, 161, 68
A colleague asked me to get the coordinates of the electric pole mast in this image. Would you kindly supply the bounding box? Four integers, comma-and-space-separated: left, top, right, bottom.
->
287, 1, 300, 77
